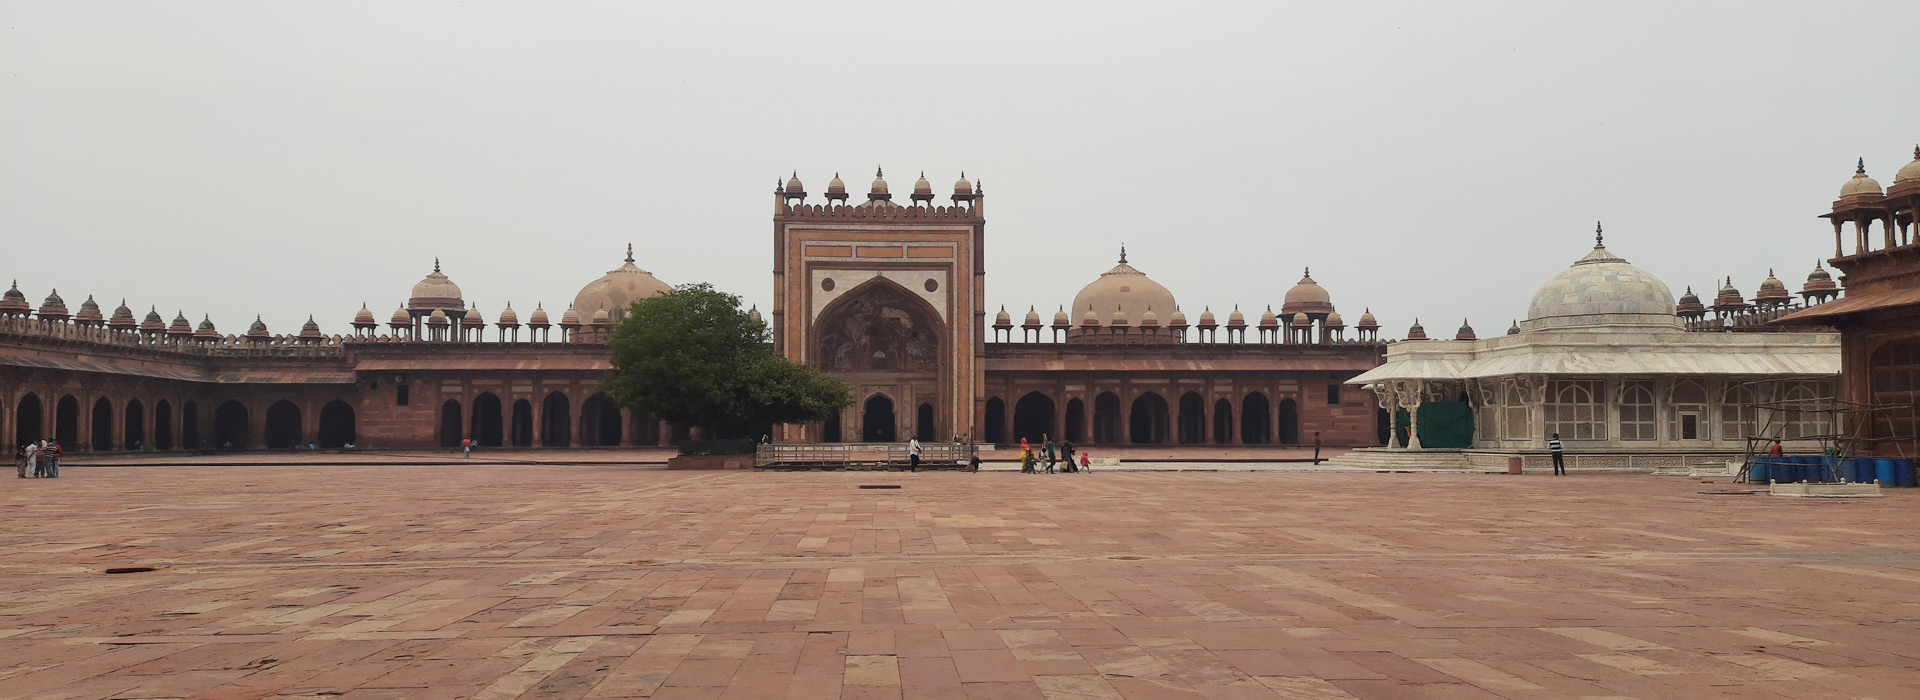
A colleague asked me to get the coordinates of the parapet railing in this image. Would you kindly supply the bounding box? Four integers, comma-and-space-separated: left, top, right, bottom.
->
755, 443, 976, 470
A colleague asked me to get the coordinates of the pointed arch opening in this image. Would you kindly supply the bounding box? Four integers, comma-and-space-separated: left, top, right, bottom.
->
1129, 392, 1170, 444
1212, 398, 1233, 444
56, 395, 80, 447
153, 400, 173, 450
14, 393, 43, 445
1177, 392, 1205, 444
812, 277, 944, 375
1277, 397, 1299, 444
862, 394, 896, 442
580, 393, 622, 446
510, 398, 535, 447
541, 392, 571, 446
1012, 392, 1055, 445
1242, 392, 1271, 445
916, 403, 935, 442
983, 397, 1006, 444
1093, 392, 1122, 444
439, 399, 462, 448
470, 392, 503, 447
318, 400, 355, 448
124, 398, 146, 450
1064, 398, 1086, 443
212, 400, 247, 449
91, 397, 113, 450
265, 400, 302, 449
182, 400, 200, 449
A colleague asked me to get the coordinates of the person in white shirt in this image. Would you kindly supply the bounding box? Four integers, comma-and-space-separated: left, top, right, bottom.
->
1548, 433, 1566, 475
907, 438, 922, 472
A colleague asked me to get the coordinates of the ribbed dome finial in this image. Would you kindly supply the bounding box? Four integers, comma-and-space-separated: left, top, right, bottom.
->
1118, 244, 1127, 264
434, 257, 441, 273
1595, 221, 1604, 249
625, 243, 634, 264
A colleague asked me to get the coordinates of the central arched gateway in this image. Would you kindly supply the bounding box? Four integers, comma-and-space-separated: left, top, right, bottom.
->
812, 277, 946, 443
862, 394, 896, 442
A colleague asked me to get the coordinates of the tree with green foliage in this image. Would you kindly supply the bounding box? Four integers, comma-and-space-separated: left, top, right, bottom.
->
603, 283, 852, 437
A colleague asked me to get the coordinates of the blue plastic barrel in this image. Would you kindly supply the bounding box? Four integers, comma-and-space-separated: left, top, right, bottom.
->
1850, 458, 1873, 483
1750, 460, 1770, 482
1898, 459, 1917, 488
1876, 459, 1899, 487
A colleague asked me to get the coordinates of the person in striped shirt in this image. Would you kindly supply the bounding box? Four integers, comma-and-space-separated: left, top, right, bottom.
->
1549, 433, 1566, 475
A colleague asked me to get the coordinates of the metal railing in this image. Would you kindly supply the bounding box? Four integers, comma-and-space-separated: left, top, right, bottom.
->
755, 443, 977, 470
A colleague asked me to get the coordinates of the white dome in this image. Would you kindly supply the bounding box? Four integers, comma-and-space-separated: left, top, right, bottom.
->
1070, 246, 1176, 327
572, 244, 671, 323
1521, 230, 1679, 332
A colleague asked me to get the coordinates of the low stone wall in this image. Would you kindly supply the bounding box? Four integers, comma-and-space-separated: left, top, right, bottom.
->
667, 454, 754, 470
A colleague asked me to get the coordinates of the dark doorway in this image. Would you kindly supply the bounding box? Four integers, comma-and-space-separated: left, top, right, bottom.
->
1129, 392, 1170, 444
1376, 408, 1392, 446
1064, 398, 1086, 443
1277, 397, 1299, 444
265, 400, 302, 449
862, 395, 896, 442
182, 401, 199, 449
1093, 392, 1121, 444
1242, 393, 1271, 444
439, 400, 462, 448
580, 393, 621, 446
511, 399, 534, 447
91, 397, 113, 450
318, 400, 355, 448
823, 411, 842, 443
56, 395, 80, 447
1177, 392, 1205, 444
213, 400, 247, 448
1012, 392, 1055, 445
1212, 398, 1233, 444
124, 399, 146, 450
541, 392, 570, 446
15, 393, 43, 446
470, 393, 503, 447
916, 403, 935, 442
153, 400, 173, 450
983, 397, 1005, 444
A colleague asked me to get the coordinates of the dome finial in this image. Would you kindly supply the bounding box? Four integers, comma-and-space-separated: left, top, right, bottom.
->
1118, 244, 1127, 264
1303, 266, 1310, 278
876, 165, 883, 178
1595, 221, 1604, 249
625, 243, 634, 264
1857, 157, 1866, 174
434, 257, 441, 273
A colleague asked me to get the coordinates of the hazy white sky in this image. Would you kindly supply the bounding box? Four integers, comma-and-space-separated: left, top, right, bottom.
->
4, 2, 1917, 337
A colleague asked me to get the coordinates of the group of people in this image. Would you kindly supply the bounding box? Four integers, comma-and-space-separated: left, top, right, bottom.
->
1019, 435, 1086, 473
16, 440, 63, 478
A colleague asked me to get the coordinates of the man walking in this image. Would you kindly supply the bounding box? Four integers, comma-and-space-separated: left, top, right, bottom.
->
907, 437, 921, 472
1043, 435, 1056, 474
1549, 433, 1565, 475
1061, 440, 1076, 473
20, 442, 36, 478
1312, 432, 1322, 465
44, 440, 61, 478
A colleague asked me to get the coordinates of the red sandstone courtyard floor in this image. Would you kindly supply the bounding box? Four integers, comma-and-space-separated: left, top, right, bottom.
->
2, 467, 1916, 700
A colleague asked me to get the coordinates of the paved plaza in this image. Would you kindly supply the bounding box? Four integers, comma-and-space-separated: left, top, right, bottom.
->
1, 466, 1917, 700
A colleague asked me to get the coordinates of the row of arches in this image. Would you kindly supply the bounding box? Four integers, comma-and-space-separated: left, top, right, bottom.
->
10, 393, 356, 450
820, 395, 938, 443
435, 391, 656, 448
982, 391, 1300, 446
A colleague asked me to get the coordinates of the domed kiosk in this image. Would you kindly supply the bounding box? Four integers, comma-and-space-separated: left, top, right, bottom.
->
1347, 224, 1838, 466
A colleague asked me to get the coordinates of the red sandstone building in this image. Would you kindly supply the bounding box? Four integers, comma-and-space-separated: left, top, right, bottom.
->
1, 169, 1388, 453
1776, 149, 1920, 454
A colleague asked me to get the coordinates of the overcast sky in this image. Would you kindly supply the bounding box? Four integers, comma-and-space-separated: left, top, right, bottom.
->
4, 2, 1917, 338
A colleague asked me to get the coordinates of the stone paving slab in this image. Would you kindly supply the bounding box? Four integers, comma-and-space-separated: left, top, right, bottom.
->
1, 466, 1917, 699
